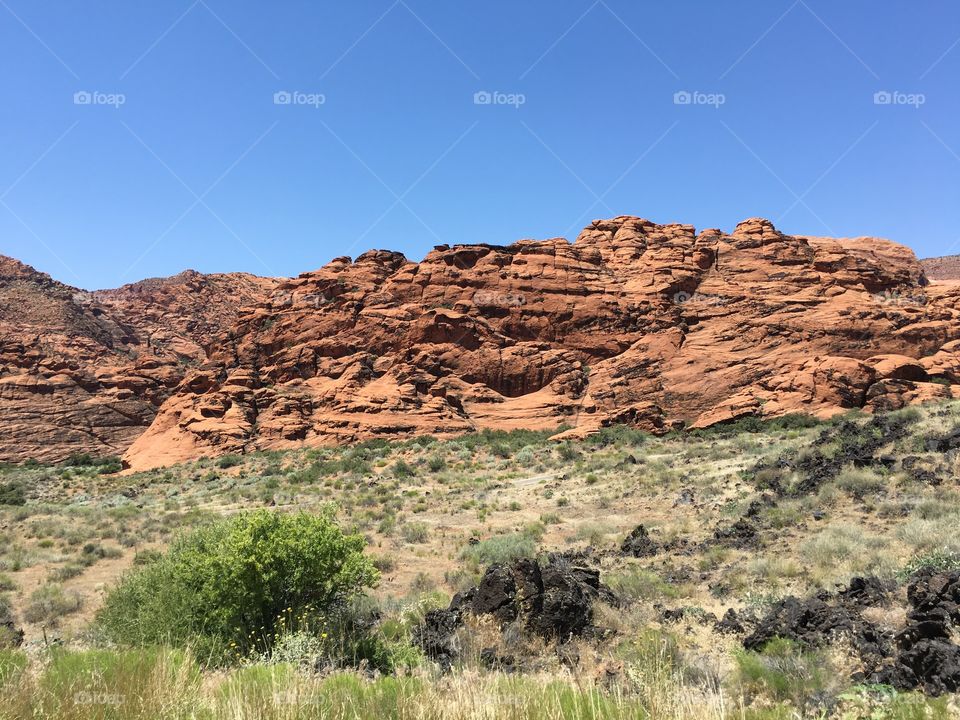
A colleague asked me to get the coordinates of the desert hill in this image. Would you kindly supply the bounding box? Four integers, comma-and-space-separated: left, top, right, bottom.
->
922, 254, 960, 282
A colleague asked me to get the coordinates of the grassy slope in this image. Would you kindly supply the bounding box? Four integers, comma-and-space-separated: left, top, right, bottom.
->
2, 403, 960, 717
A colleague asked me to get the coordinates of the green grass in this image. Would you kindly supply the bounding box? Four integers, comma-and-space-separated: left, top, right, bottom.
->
459, 532, 538, 567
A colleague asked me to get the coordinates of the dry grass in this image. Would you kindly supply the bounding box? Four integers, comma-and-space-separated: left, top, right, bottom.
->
3, 403, 960, 716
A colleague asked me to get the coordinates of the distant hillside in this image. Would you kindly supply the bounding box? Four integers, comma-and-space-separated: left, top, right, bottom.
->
922, 255, 960, 281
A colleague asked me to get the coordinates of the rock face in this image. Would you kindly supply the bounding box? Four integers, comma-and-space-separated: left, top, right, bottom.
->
3, 215, 960, 468
0, 256, 279, 463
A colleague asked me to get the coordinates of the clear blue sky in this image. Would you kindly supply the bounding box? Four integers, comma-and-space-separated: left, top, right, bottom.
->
2, 1, 959, 290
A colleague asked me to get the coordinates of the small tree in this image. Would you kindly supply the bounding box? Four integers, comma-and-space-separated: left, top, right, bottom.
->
97, 510, 378, 662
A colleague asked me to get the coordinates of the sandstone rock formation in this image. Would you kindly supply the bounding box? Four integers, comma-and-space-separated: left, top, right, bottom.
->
3, 216, 960, 470
0, 256, 278, 463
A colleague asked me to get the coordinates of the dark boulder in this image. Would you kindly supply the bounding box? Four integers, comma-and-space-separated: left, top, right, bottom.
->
874, 640, 960, 696
413, 554, 615, 667
412, 607, 463, 669
715, 608, 747, 635
924, 426, 960, 453
620, 524, 660, 557
837, 576, 893, 608
742, 577, 894, 666
712, 518, 760, 549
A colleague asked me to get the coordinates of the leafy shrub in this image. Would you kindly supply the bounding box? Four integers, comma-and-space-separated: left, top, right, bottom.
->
391, 460, 415, 479
557, 443, 579, 462
515, 446, 535, 466
23, 584, 83, 625
62, 454, 123, 472
399, 522, 429, 544
133, 549, 163, 566
834, 465, 885, 499
457, 428, 555, 455
692, 413, 822, 438
0, 481, 26, 506
97, 458, 123, 474
97, 510, 379, 663
588, 425, 648, 447
63, 453, 95, 467
0, 573, 16, 592
216, 455, 242, 469
427, 456, 446, 472
898, 548, 960, 581
460, 532, 537, 567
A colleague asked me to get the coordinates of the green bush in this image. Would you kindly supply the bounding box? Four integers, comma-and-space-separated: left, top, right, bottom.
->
23, 584, 83, 625
399, 522, 429, 544
691, 413, 822, 438
0, 481, 26, 506
62, 453, 123, 471
391, 460, 415, 478
587, 425, 648, 447
216, 454, 242, 469
898, 548, 960, 580
97, 510, 379, 663
460, 532, 537, 567
457, 428, 555, 454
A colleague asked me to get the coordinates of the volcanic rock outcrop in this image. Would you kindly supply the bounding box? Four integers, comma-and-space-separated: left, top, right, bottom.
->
3, 215, 960, 469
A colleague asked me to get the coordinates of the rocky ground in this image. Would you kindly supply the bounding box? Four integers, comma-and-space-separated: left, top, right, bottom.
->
3, 400, 960, 716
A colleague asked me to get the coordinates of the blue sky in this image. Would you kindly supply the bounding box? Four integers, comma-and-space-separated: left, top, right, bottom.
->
1, 1, 958, 289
